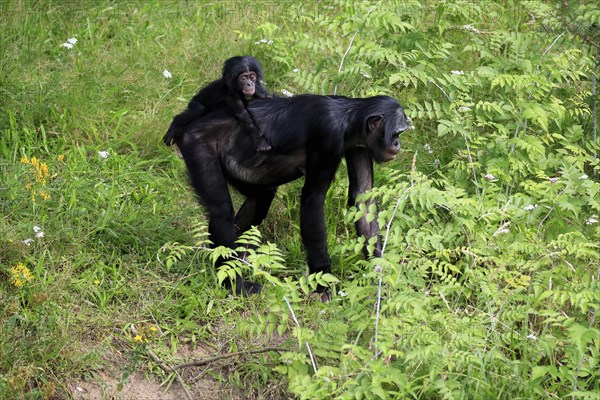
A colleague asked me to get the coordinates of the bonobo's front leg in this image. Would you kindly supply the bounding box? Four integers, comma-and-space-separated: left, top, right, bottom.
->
300, 154, 341, 301
345, 147, 381, 257
232, 98, 271, 152
300, 162, 339, 275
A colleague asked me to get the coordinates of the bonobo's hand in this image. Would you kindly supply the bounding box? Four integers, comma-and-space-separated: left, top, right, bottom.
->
255, 134, 272, 152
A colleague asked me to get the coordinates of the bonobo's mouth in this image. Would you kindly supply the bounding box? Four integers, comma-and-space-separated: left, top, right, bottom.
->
381, 151, 399, 162
382, 136, 401, 161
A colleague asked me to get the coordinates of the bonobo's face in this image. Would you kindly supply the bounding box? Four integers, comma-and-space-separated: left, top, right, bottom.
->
366, 105, 410, 163
238, 71, 257, 97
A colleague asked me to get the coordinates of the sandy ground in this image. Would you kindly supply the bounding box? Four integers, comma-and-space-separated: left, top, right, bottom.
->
68, 338, 287, 400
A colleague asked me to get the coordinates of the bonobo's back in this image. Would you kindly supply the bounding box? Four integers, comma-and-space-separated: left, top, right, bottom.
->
247, 95, 353, 151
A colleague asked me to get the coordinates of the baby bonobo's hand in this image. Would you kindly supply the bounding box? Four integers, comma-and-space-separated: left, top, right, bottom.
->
255, 133, 272, 152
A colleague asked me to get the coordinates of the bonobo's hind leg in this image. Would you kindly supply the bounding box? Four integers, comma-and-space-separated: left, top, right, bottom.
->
164, 102, 207, 146
233, 184, 277, 235
178, 140, 262, 296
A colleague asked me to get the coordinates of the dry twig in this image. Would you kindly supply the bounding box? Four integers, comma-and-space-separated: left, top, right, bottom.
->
173, 346, 286, 370
130, 325, 194, 400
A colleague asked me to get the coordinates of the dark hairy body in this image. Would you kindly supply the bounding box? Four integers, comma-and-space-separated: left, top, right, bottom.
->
174, 94, 410, 296
164, 55, 271, 151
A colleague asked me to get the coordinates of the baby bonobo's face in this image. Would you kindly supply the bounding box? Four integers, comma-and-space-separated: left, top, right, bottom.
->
238, 71, 257, 97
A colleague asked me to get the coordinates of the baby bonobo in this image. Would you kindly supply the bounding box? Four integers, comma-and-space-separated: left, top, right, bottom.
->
163, 55, 271, 151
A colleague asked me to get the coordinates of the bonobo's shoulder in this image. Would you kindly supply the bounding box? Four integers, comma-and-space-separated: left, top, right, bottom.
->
197, 79, 226, 93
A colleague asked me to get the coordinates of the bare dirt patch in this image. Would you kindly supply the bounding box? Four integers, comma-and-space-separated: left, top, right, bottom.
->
69, 337, 288, 400
70, 370, 185, 400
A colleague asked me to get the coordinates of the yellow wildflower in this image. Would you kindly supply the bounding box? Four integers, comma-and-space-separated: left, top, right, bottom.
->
10, 262, 33, 288
21, 154, 52, 202
39, 189, 51, 201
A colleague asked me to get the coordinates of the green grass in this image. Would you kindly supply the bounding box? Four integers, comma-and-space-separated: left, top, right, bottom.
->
0, 1, 309, 398
2, 1, 599, 399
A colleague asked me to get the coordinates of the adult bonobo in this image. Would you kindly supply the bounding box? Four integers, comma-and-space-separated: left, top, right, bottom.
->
174, 94, 409, 297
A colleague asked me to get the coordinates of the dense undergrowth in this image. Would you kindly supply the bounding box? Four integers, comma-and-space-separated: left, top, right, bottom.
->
1, 1, 599, 399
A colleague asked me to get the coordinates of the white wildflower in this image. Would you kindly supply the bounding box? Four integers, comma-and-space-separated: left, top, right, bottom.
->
549, 177, 559, 183
281, 89, 293, 97
360, 70, 371, 78
162, 69, 172, 79
493, 222, 511, 236
451, 70, 465, 75
433, 159, 440, 168
22, 238, 34, 246
459, 106, 471, 112
254, 39, 273, 45
423, 143, 433, 154
292, 68, 299, 73
524, 204, 537, 211
526, 333, 537, 341
61, 37, 77, 49
580, 174, 588, 179
463, 24, 481, 34
98, 151, 110, 159
33, 226, 45, 238
337, 290, 348, 297
586, 215, 598, 225
484, 173, 496, 180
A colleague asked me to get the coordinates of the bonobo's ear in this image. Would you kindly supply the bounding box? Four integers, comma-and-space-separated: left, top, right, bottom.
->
367, 115, 384, 134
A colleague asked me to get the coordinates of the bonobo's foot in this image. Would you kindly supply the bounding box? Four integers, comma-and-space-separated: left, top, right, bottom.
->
223, 276, 262, 297
309, 284, 332, 303
163, 130, 175, 146
255, 135, 272, 152
310, 291, 332, 302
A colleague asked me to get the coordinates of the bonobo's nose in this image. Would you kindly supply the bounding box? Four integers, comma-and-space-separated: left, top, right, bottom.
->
391, 137, 401, 153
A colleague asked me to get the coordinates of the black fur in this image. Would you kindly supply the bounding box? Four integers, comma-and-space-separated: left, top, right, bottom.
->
163, 55, 270, 151
175, 94, 409, 295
